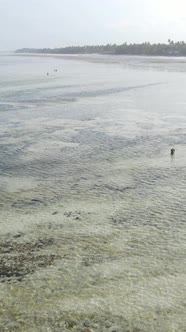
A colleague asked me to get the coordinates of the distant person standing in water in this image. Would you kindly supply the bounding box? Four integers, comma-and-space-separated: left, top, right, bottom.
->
170, 148, 175, 156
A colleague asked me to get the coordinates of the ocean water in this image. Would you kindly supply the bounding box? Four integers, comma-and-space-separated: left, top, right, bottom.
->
0, 54, 186, 332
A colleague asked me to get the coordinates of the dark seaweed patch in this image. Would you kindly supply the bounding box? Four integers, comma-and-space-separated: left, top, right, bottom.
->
12, 198, 46, 209
0, 238, 59, 282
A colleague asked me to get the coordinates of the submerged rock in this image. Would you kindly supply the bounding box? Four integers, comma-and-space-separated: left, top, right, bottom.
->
83, 320, 91, 327
65, 318, 78, 329
108, 326, 122, 332
52, 211, 58, 215
105, 321, 112, 328
13, 232, 23, 238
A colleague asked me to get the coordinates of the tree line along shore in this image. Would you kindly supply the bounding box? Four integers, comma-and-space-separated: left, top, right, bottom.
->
16, 40, 186, 56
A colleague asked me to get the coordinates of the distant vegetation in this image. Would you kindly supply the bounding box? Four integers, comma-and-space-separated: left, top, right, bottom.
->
16, 40, 186, 56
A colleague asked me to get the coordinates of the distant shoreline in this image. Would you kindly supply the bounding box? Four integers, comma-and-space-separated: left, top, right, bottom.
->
15, 41, 186, 57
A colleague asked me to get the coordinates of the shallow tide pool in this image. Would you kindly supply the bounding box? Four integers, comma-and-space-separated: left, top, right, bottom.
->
0, 54, 186, 332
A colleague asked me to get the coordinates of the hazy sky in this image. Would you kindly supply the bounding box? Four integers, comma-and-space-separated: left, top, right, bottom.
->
1, 0, 186, 50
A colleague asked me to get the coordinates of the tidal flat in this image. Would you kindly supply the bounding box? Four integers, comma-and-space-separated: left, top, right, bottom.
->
0, 54, 186, 331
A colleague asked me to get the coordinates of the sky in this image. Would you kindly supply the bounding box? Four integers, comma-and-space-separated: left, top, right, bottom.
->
1, 0, 186, 50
